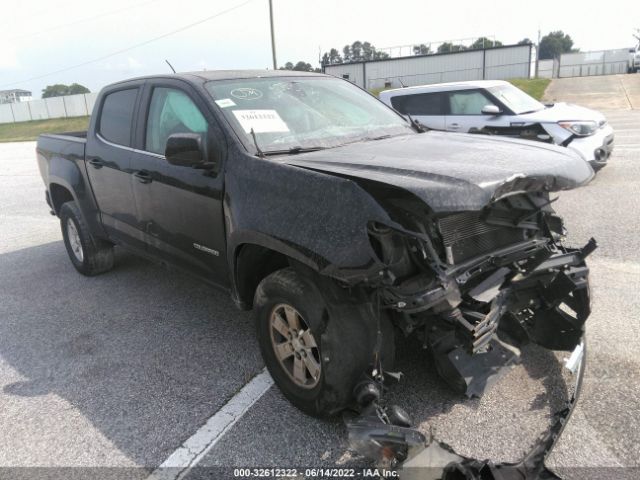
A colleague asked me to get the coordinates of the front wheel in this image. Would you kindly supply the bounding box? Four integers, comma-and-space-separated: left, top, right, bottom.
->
59, 201, 115, 276
254, 267, 394, 417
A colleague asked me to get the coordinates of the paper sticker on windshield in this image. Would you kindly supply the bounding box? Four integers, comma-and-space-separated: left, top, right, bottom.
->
215, 98, 236, 108
232, 110, 289, 133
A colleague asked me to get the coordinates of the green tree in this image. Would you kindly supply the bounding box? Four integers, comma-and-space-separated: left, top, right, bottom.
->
517, 38, 532, 45
437, 42, 467, 53
373, 50, 390, 60
350, 41, 363, 61
539, 31, 576, 60
470, 37, 503, 49
280, 61, 320, 73
342, 45, 352, 62
42, 84, 69, 98
413, 44, 431, 55
293, 61, 313, 71
68, 83, 90, 95
42, 83, 90, 98
325, 41, 388, 63
321, 48, 342, 65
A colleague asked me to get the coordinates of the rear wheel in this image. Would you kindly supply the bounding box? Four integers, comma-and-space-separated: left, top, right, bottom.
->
59, 201, 115, 276
254, 267, 394, 417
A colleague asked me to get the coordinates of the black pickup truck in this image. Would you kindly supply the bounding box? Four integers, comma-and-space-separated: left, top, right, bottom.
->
37, 70, 594, 428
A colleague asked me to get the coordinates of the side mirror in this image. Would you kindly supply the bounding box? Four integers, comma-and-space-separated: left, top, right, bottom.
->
481, 104, 502, 115
165, 133, 208, 167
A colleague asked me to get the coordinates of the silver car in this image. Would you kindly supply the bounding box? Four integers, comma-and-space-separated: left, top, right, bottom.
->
379, 80, 614, 171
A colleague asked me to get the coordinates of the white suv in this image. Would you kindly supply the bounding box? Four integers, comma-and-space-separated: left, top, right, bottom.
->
379, 80, 614, 171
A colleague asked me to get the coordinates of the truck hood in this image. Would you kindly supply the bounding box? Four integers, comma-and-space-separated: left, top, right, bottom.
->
283, 132, 593, 212
522, 102, 606, 123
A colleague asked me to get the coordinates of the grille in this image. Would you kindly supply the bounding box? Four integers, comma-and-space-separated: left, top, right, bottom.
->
438, 212, 525, 264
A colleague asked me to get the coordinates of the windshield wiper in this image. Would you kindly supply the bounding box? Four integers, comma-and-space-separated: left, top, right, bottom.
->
250, 128, 265, 158
262, 146, 329, 156
406, 113, 428, 133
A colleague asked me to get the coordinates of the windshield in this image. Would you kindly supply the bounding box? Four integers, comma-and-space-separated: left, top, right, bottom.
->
486, 83, 545, 115
205, 76, 413, 153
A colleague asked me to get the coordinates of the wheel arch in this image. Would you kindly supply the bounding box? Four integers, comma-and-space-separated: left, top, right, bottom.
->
232, 240, 315, 310
49, 182, 75, 215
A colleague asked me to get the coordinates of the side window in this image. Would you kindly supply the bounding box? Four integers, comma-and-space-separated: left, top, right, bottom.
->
390, 93, 445, 116
448, 90, 496, 115
145, 87, 208, 155
99, 88, 138, 146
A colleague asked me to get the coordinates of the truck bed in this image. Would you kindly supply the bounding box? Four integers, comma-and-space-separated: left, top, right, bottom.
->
36, 132, 88, 196
40, 130, 88, 142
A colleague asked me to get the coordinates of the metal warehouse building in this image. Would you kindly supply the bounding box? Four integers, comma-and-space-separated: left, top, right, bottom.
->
322, 44, 535, 90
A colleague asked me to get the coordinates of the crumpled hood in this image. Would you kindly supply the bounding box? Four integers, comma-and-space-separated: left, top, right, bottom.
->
523, 102, 606, 123
284, 132, 593, 212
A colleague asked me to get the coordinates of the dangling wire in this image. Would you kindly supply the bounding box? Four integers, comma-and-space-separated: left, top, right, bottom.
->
371, 289, 384, 385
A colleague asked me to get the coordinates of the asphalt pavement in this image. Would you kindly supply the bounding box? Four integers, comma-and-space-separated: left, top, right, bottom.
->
0, 74, 638, 480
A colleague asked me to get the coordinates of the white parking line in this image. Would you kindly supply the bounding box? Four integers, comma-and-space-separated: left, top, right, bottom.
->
147, 369, 274, 480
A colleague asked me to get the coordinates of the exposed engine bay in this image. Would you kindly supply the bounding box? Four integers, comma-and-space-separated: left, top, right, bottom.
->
344, 190, 594, 476
365, 190, 593, 396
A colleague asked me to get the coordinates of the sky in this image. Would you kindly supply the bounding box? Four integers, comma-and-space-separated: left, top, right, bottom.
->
1, 0, 638, 98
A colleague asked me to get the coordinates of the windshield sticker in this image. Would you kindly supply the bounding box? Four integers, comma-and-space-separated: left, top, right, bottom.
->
232, 110, 289, 133
215, 98, 236, 108
230, 87, 263, 100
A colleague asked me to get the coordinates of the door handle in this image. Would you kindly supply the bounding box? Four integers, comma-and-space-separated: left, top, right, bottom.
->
449, 123, 460, 129
133, 170, 152, 184
88, 158, 104, 169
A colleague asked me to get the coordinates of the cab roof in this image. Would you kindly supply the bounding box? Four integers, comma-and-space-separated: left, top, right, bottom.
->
109, 69, 328, 87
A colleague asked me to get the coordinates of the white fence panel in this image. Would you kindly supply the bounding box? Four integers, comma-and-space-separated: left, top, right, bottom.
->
484, 45, 531, 79
559, 49, 631, 78
45, 96, 67, 118
0, 104, 14, 124
12, 102, 31, 122
85, 92, 99, 115
29, 100, 50, 120
64, 94, 88, 117
538, 59, 554, 78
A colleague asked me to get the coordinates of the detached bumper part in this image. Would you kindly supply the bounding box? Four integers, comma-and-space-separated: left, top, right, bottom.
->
433, 337, 520, 398
347, 340, 587, 480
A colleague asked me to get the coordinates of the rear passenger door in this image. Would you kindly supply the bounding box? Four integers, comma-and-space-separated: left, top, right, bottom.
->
85, 85, 143, 249
129, 81, 228, 285
389, 92, 447, 130
445, 89, 508, 133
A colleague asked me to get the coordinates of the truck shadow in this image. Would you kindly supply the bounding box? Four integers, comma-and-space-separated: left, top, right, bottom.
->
0, 241, 262, 469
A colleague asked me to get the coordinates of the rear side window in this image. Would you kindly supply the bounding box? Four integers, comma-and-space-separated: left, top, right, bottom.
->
448, 90, 495, 115
98, 88, 138, 146
390, 92, 446, 115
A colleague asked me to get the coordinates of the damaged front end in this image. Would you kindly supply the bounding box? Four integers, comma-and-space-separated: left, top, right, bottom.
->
343, 190, 594, 477
367, 191, 595, 398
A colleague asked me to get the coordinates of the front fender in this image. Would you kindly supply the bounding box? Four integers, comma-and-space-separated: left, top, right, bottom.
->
224, 153, 397, 281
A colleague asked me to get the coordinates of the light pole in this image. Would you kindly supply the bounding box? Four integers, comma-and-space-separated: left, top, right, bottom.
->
269, 0, 277, 69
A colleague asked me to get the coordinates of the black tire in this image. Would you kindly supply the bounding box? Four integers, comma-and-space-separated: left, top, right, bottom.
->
59, 201, 115, 276
254, 267, 394, 417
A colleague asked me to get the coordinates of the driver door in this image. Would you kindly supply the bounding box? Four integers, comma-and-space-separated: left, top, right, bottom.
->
129, 82, 228, 285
